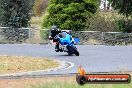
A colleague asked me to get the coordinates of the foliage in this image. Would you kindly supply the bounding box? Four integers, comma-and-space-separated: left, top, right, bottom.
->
86, 11, 120, 32
40, 29, 50, 40
42, 0, 99, 31
108, 0, 132, 17
33, 0, 48, 16
116, 19, 125, 32
0, 0, 35, 28
116, 19, 132, 33
0, 8, 3, 25
107, 0, 132, 33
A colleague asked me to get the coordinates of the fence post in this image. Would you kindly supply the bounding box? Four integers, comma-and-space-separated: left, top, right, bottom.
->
28, 28, 31, 39
101, 32, 104, 45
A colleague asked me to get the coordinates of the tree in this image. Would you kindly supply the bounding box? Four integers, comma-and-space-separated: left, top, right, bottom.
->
42, 0, 99, 31
0, 0, 35, 28
108, 0, 132, 17
0, 8, 3, 25
108, 0, 132, 33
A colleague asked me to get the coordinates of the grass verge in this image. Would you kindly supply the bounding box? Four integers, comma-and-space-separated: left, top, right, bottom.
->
0, 56, 59, 74
0, 75, 131, 88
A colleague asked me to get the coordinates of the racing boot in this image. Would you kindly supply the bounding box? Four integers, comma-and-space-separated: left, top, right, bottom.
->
55, 44, 60, 52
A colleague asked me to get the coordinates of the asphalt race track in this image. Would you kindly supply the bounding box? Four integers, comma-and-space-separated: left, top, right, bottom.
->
0, 44, 132, 76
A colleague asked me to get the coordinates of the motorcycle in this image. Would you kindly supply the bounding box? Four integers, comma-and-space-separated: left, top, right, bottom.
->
51, 31, 80, 56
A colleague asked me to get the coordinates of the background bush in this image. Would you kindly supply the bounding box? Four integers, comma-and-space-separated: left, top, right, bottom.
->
42, 0, 99, 31
85, 11, 132, 32
40, 29, 50, 40
116, 19, 132, 33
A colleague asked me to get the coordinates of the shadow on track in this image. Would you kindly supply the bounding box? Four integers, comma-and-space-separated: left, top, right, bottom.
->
56, 54, 78, 57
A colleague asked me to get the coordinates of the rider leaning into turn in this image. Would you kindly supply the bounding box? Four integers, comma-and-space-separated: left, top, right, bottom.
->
49, 25, 64, 52
49, 25, 79, 56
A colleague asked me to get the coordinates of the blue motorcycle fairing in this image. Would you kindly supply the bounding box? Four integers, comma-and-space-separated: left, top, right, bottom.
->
73, 37, 80, 44
54, 32, 79, 56
59, 32, 73, 46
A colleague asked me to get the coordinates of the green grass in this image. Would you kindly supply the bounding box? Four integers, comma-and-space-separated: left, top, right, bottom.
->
30, 81, 132, 88
0, 76, 131, 88
27, 75, 132, 88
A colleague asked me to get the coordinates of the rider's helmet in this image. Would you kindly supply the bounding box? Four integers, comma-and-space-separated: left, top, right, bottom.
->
49, 25, 61, 40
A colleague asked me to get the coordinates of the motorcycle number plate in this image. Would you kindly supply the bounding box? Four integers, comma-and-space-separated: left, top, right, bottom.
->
59, 44, 67, 51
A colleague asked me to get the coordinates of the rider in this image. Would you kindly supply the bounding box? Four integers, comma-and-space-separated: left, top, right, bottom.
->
49, 25, 62, 52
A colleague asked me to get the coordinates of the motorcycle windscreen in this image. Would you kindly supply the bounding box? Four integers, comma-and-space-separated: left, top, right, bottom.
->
73, 37, 80, 44
60, 35, 72, 45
